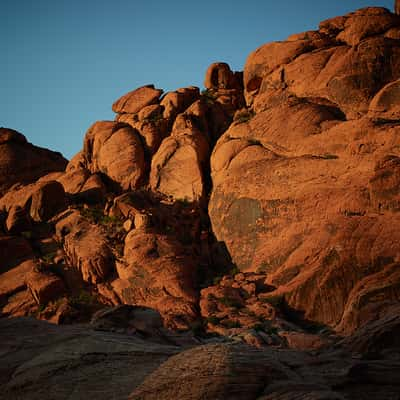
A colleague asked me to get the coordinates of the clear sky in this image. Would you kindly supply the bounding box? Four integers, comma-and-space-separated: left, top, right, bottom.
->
1, 0, 395, 159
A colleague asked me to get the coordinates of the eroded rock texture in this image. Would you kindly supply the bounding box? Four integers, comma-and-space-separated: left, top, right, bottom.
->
209, 6, 400, 334
1, 7, 400, 400
0, 128, 67, 196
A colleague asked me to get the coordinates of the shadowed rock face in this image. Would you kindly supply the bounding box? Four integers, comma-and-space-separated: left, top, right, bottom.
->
0, 128, 67, 196
0, 318, 178, 400
2, 316, 399, 400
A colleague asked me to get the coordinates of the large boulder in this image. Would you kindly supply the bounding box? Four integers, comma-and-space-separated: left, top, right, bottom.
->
25, 269, 66, 305
369, 79, 400, 121
149, 131, 210, 202
160, 86, 200, 121
0, 258, 37, 318
0, 128, 67, 196
244, 8, 400, 118
0, 179, 67, 222
0, 318, 177, 400
5, 206, 31, 234
111, 229, 198, 329
30, 181, 67, 222
129, 344, 288, 400
112, 85, 163, 114
210, 9, 400, 333
83, 121, 146, 191
209, 109, 400, 333
55, 210, 115, 284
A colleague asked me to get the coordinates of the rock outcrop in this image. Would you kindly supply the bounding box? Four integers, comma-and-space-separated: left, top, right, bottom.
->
55, 210, 115, 284
112, 229, 198, 329
83, 121, 146, 191
209, 6, 400, 334
0, 128, 67, 196
1, 7, 400, 400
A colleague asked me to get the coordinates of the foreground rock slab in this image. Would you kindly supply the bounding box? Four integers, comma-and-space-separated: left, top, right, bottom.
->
0, 318, 178, 400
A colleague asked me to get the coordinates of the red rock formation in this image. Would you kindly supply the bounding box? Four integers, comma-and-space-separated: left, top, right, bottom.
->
111, 229, 198, 329
83, 121, 146, 191
112, 85, 163, 114
0, 128, 67, 196
209, 7, 400, 334
0, 6, 399, 362
55, 210, 115, 284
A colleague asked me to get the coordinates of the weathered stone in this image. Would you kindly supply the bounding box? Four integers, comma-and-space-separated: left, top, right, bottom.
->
150, 130, 210, 203
113, 230, 198, 329
6, 206, 31, 234
30, 181, 67, 222
112, 85, 163, 114
91, 305, 163, 336
55, 210, 115, 284
83, 121, 146, 191
129, 344, 288, 400
25, 270, 66, 305
0, 128, 67, 197
0, 236, 34, 274
205, 62, 234, 90
123, 219, 133, 232
160, 87, 200, 120
336, 7, 399, 46
369, 79, 400, 121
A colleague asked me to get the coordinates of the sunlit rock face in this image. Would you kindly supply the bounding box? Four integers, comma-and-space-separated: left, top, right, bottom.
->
209, 6, 400, 332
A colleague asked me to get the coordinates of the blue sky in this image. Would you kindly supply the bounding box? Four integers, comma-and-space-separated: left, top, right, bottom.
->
1, 0, 395, 159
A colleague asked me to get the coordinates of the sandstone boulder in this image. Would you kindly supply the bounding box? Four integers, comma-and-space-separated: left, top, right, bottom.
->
0, 259, 35, 300
116, 115, 167, 155
55, 210, 115, 284
112, 229, 198, 329
75, 173, 107, 204
335, 7, 399, 46
83, 121, 146, 191
56, 168, 90, 195
91, 305, 164, 336
0, 318, 177, 400
160, 86, 200, 121
209, 99, 400, 333
25, 269, 66, 305
244, 8, 400, 117
337, 262, 400, 335
341, 304, 400, 353
150, 125, 210, 202
112, 85, 163, 114
129, 344, 288, 400
5, 206, 31, 234
205, 62, 234, 90
369, 79, 400, 121
30, 181, 67, 222
0, 128, 67, 196
0, 236, 34, 274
